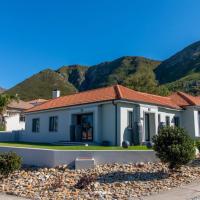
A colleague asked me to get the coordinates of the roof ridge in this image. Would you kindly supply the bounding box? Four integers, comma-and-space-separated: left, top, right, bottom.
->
177, 91, 196, 105
120, 84, 172, 100
114, 85, 123, 99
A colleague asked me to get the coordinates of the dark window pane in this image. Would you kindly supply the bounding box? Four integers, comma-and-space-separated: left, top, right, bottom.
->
166, 116, 170, 126
174, 116, 180, 127
49, 116, 58, 132
128, 111, 133, 128
32, 118, 40, 133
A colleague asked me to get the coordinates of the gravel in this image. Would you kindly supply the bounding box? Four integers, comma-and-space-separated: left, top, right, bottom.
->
0, 160, 200, 200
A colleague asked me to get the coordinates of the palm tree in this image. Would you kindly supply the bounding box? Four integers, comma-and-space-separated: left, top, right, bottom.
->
0, 94, 19, 130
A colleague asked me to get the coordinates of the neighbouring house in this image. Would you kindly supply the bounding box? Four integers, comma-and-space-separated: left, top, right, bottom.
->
28, 99, 48, 106
0, 100, 33, 131
24, 85, 200, 146
0, 99, 47, 132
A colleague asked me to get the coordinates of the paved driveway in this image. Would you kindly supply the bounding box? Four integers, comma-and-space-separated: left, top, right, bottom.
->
142, 181, 200, 200
1, 181, 200, 200
0, 194, 29, 200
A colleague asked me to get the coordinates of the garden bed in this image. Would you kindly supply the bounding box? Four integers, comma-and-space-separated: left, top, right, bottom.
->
0, 161, 200, 199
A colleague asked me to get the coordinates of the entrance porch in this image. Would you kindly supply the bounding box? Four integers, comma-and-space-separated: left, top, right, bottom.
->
70, 113, 94, 142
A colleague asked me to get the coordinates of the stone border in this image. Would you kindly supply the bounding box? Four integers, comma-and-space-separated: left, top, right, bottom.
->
0, 146, 158, 167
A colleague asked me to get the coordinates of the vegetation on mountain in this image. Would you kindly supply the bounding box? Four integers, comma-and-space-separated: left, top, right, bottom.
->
7, 69, 76, 100
5, 40, 200, 100
124, 65, 170, 96
155, 41, 200, 95
7, 57, 161, 100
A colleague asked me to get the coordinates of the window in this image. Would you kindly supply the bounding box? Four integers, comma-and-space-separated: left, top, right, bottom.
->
174, 116, 180, 127
19, 115, 25, 122
49, 116, 58, 132
32, 118, 40, 133
166, 116, 170, 126
128, 111, 133, 128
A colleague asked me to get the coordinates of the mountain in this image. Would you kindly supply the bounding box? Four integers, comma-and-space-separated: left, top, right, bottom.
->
6, 40, 200, 100
81, 56, 160, 91
155, 41, 200, 95
7, 57, 160, 100
7, 69, 76, 100
0, 87, 5, 94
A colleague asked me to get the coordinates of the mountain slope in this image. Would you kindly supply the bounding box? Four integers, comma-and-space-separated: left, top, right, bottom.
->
155, 41, 200, 84
56, 65, 88, 90
81, 56, 160, 91
7, 69, 76, 100
165, 73, 200, 95
0, 87, 5, 94
6, 57, 160, 100
155, 40, 200, 95
6, 40, 200, 100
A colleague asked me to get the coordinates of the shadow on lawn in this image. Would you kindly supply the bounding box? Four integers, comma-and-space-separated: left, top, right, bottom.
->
97, 171, 169, 183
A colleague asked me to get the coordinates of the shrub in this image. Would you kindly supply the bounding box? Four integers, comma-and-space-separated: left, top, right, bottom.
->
195, 139, 200, 151
74, 174, 96, 189
0, 152, 22, 176
0, 123, 5, 131
152, 126, 195, 170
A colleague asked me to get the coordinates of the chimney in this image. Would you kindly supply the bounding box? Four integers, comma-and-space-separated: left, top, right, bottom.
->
52, 89, 60, 99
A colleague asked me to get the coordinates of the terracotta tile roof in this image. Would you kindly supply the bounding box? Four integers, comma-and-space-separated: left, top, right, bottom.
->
8, 100, 34, 110
27, 86, 118, 112
118, 85, 181, 109
27, 85, 187, 113
169, 92, 200, 107
28, 99, 48, 106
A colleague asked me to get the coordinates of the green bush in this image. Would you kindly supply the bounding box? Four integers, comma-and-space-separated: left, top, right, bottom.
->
152, 126, 195, 170
0, 123, 5, 131
195, 139, 200, 151
0, 152, 22, 176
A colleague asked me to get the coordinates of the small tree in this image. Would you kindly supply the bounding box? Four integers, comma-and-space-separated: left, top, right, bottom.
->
0, 94, 19, 129
152, 126, 195, 171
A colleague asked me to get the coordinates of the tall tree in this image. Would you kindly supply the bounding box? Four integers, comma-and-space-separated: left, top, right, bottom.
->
124, 68, 170, 96
0, 94, 19, 130
0, 94, 18, 114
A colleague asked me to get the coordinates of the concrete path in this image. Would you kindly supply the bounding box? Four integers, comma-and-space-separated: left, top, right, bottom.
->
0, 194, 29, 200
143, 181, 200, 200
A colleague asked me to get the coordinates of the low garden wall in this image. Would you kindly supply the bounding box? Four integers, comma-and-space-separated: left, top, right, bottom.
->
0, 146, 158, 167
0, 131, 16, 141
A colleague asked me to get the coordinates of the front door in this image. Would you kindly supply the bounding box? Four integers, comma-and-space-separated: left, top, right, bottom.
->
77, 113, 93, 142
145, 113, 150, 141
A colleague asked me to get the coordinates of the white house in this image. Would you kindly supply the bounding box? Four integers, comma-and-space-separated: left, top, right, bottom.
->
1, 100, 33, 131
0, 99, 47, 132
24, 85, 200, 146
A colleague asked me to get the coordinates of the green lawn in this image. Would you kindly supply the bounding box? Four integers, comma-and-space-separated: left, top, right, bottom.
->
0, 142, 149, 150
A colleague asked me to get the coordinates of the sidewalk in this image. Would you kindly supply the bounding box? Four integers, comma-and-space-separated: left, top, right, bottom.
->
142, 181, 200, 200
0, 194, 29, 200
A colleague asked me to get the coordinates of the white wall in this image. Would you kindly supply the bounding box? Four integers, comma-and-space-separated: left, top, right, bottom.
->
0, 146, 158, 167
118, 103, 136, 146
101, 103, 116, 145
22, 101, 200, 145
117, 102, 183, 144
24, 103, 111, 144
182, 107, 200, 138
5, 113, 25, 131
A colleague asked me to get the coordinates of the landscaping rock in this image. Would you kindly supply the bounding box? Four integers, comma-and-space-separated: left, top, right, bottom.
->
0, 161, 200, 199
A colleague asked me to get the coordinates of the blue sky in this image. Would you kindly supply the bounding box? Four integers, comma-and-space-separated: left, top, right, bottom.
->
0, 0, 200, 88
